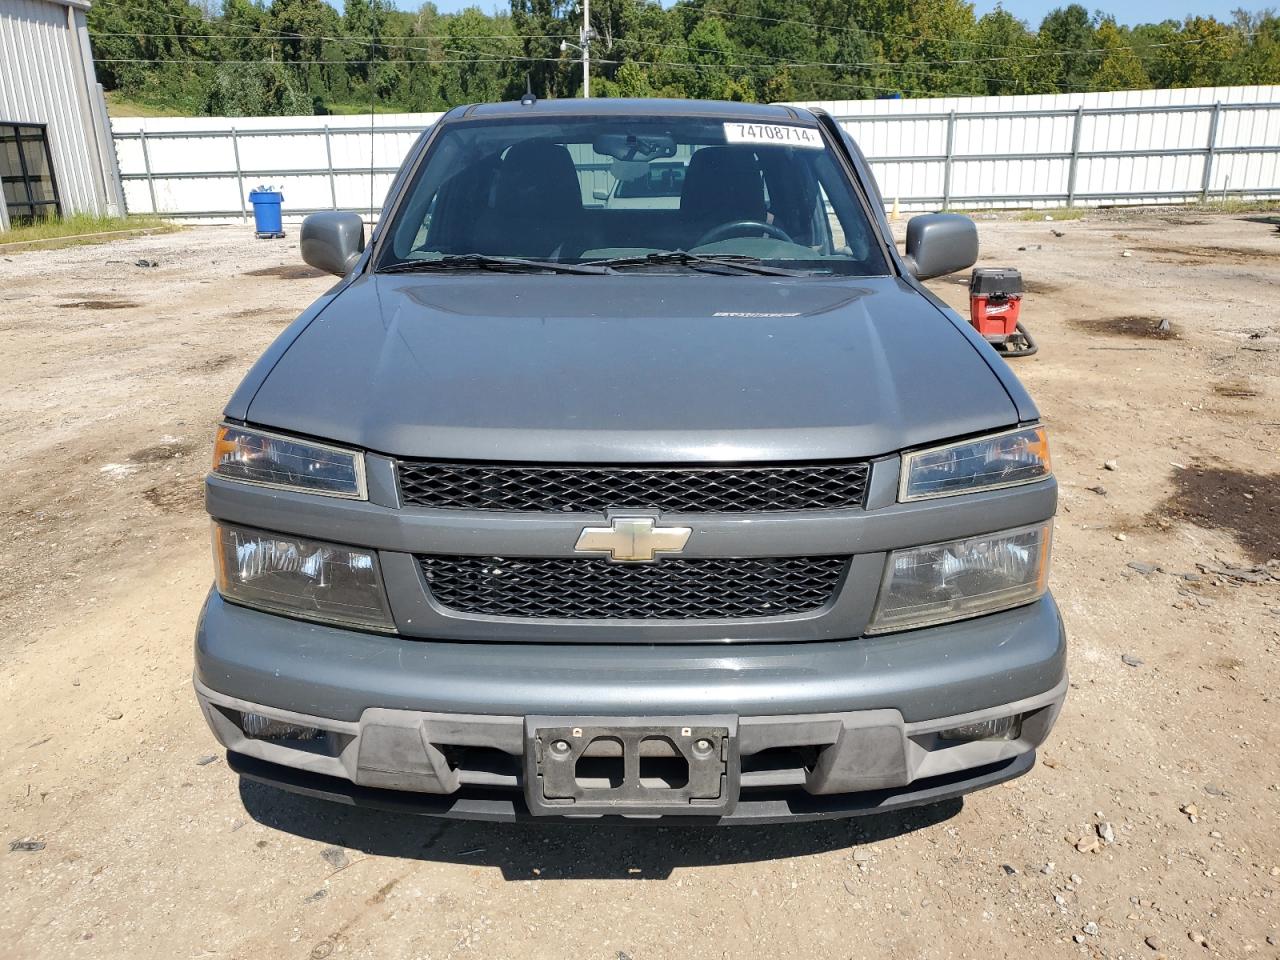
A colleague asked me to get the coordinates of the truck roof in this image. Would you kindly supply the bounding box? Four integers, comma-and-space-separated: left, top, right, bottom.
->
453, 98, 819, 124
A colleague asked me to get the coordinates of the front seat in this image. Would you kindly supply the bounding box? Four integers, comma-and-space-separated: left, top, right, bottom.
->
473, 141, 583, 258
679, 147, 767, 246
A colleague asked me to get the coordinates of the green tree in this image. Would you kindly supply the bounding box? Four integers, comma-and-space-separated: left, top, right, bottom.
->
972, 9, 1041, 95
887, 0, 986, 96
1227, 10, 1280, 84
206, 60, 311, 114
1129, 19, 1182, 88
83, 0, 1280, 115
603, 60, 656, 97
342, 0, 391, 97
87, 0, 214, 112
434, 9, 523, 107
510, 0, 576, 98
1035, 5, 1099, 92
683, 17, 738, 100
263, 0, 344, 107
1174, 16, 1244, 87
217, 0, 269, 60
1092, 16, 1149, 89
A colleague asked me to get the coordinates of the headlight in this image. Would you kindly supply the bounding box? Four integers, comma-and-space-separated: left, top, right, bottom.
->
211, 424, 366, 499
212, 522, 394, 631
867, 522, 1051, 634
900, 425, 1050, 502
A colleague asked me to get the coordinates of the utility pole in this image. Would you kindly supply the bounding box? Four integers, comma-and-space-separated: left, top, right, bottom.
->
581, 0, 590, 98
561, 1, 596, 98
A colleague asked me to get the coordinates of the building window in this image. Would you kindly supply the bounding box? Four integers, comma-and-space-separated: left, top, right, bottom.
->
1, 122, 61, 225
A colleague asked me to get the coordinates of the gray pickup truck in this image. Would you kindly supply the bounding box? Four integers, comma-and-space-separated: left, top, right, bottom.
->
196, 98, 1066, 823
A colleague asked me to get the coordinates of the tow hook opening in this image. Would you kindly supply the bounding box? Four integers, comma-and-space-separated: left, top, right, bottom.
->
574, 736, 626, 788
639, 737, 689, 789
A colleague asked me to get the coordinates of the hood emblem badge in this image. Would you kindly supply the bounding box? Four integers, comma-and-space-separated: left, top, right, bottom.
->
574, 516, 692, 563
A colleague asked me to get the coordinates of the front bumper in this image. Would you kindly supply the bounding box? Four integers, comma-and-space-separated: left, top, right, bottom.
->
227, 749, 1037, 825
195, 591, 1068, 823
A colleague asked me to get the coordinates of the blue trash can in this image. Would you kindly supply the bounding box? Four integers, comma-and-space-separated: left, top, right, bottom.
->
248, 188, 284, 239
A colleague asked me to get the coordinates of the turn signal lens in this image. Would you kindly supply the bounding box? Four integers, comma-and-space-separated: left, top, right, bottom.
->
212, 424, 366, 499
867, 522, 1052, 634
900, 425, 1051, 502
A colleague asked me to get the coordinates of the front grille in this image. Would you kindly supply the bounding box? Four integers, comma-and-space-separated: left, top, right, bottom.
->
397, 461, 870, 513
418, 555, 848, 620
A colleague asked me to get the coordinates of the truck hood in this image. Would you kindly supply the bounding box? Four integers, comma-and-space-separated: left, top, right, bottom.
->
245, 273, 1018, 462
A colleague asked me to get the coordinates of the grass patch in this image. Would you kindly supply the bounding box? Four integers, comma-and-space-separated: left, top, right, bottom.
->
1015, 207, 1088, 221
1196, 198, 1280, 215
324, 100, 411, 115
103, 92, 191, 118
1013, 199, 1280, 219
0, 214, 178, 251
103, 91, 412, 118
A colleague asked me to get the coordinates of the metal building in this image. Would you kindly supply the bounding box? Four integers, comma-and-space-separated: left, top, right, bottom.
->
0, 0, 122, 230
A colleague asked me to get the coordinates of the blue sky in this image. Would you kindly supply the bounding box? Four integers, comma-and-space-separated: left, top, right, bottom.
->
413, 0, 1248, 24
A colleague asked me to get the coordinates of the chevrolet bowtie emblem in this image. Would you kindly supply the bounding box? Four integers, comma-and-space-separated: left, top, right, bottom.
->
574, 516, 693, 563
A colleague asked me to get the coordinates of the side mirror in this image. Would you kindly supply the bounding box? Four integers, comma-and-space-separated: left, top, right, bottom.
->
300, 212, 365, 276
903, 213, 978, 281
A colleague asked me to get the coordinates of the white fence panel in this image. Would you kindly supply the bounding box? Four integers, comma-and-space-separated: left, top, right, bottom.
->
805, 84, 1280, 210
109, 86, 1280, 221
110, 112, 442, 221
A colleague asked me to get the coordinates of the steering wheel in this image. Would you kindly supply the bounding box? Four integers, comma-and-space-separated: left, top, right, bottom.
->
694, 219, 793, 248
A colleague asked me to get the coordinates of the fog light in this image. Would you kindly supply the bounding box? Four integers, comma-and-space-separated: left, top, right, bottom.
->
938, 716, 1021, 742
240, 712, 320, 741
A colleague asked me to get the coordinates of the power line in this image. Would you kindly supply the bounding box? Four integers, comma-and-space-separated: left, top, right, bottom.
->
89, 0, 558, 46
85, 25, 1129, 72
89, 24, 564, 67
95, 43, 536, 65
593, 56, 932, 96
690, 3, 1257, 56
85, 27, 1176, 90
88, 29, 560, 44
85, 5, 1262, 101
90, 0, 1259, 62
605, 37, 1102, 90
91, 45, 1252, 97
88, 51, 927, 95
94, 56, 559, 65
89, 22, 1255, 79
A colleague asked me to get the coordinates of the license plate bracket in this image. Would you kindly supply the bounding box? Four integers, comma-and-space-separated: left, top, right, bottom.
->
524, 716, 739, 817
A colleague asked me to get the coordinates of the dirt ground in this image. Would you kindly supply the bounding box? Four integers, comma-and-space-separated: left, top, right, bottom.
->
1, 210, 1277, 960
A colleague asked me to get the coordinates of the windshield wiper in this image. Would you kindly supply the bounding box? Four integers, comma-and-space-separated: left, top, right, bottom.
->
380, 254, 612, 276
584, 251, 805, 276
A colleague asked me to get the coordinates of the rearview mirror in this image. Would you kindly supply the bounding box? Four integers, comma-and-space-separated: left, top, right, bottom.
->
592, 133, 677, 162
903, 213, 978, 281
300, 212, 365, 276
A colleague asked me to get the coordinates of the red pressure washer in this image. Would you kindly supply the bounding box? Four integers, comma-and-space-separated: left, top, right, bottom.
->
968, 267, 1037, 358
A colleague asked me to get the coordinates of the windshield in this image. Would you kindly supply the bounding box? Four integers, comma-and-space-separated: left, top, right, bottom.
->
380, 115, 889, 277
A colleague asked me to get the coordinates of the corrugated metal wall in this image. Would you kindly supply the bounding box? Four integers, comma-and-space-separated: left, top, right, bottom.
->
108, 113, 433, 221
108, 85, 1280, 221
801, 85, 1280, 210
0, 0, 118, 225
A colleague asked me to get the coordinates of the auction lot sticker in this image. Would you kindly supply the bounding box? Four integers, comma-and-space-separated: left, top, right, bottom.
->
723, 122, 823, 149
